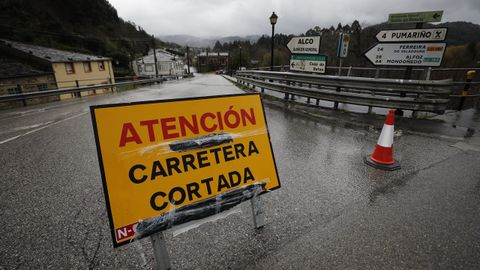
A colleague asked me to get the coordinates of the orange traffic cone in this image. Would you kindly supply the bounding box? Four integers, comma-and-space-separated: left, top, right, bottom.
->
365, 109, 401, 171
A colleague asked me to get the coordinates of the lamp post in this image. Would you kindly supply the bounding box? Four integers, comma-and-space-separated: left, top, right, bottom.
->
239, 45, 242, 69
269, 12, 278, 71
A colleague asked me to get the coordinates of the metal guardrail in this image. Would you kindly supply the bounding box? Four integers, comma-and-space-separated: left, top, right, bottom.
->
0, 76, 178, 103
235, 70, 453, 113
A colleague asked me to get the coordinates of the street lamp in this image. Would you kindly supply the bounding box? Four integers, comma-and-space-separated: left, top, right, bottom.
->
269, 12, 278, 71
239, 45, 242, 69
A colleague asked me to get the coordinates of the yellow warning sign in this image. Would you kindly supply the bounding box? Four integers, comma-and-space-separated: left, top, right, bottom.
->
90, 93, 280, 247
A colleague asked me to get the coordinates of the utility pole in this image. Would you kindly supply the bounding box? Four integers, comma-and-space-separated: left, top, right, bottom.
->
151, 35, 158, 78
186, 46, 191, 75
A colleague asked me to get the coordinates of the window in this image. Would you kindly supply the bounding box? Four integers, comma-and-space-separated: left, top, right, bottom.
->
137, 65, 143, 72
145, 64, 153, 72
36, 83, 48, 91
83, 62, 92, 73
65, 63, 75, 74
98, 61, 105, 71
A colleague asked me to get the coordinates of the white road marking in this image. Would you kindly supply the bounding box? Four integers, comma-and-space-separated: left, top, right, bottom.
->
0, 112, 88, 145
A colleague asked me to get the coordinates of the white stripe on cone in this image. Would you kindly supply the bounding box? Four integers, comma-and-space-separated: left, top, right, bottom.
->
377, 124, 394, 147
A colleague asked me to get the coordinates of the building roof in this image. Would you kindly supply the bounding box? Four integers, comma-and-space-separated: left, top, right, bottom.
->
0, 54, 52, 79
0, 39, 110, 63
134, 49, 183, 64
198, 52, 228, 57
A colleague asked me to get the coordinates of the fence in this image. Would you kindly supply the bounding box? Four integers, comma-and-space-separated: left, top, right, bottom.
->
0, 75, 181, 108
235, 70, 454, 114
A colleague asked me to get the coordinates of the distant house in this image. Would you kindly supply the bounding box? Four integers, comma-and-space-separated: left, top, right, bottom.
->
0, 39, 115, 101
0, 53, 58, 109
196, 51, 228, 73
132, 49, 184, 77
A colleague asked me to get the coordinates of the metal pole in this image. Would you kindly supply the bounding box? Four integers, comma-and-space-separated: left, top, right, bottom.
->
152, 35, 159, 78
337, 58, 343, 76
458, 70, 476, 110
186, 46, 191, 75
397, 22, 423, 116
150, 232, 171, 270
271, 24, 275, 71
250, 196, 265, 228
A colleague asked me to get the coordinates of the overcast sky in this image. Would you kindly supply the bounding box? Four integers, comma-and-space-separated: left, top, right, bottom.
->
108, 0, 480, 37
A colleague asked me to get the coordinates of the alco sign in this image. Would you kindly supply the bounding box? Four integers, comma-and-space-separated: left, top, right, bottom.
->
91, 94, 280, 247
287, 36, 321, 54
290, 54, 327, 73
364, 43, 446, 67
376, 28, 447, 42
388, 10, 443, 24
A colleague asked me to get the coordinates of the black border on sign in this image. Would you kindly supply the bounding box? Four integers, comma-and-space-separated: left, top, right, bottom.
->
90, 93, 281, 248
286, 35, 322, 55
362, 42, 447, 68
374, 27, 448, 43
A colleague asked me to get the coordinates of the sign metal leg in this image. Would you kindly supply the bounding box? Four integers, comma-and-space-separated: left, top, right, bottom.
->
250, 195, 265, 229
150, 232, 172, 270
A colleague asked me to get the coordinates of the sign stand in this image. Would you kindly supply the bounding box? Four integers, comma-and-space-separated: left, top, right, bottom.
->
149, 196, 266, 269
151, 232, 172, 270
250, 195, 265, 228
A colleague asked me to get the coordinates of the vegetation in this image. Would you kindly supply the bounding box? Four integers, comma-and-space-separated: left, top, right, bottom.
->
0, 0, 178, 76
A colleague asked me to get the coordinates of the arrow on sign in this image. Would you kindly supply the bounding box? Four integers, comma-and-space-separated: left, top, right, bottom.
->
286, 36, 321, 55
433, 13, 441, 19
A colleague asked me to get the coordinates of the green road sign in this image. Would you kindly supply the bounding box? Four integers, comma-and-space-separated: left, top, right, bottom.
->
290, 54, 326, 61
388, 10, 443, 24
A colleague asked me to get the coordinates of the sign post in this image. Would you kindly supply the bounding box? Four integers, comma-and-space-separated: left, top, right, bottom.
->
336, 33, 350, 75
90, 93, 281, 267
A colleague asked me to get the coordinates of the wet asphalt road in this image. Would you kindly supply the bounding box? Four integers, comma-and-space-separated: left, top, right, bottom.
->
1, 74, 480, 269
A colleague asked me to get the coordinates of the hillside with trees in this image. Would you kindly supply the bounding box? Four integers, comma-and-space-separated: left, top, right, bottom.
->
0, 0, 178, 75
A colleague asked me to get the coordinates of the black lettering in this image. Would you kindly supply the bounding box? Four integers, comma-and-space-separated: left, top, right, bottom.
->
210, 147, 222, 164
168, 187, 186, 205
166, 157, 181, 176
129, 164, 147, 184
223, 145, 235, 161
201, 177, 214, 195
244, 167, 255, 183
229, 170, 241, 188
248, 141, 260, 155
217, 174, 230, 192
197, 150, 211, 168
150, 191, 167, 211
151, 161, 167, 180
186, 182, 201, 201
234, 143, 246, 158
182, 154, 197, 172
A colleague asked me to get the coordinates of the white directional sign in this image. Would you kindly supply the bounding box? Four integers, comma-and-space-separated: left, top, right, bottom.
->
290, 54, 326, 73
287, 36, 321, 55
364, 43, 446, 67
376, 28, 447, 42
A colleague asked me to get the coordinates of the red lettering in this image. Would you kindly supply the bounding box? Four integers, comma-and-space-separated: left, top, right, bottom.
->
140, 119, 159, 142
161, 117, 179, 140
200, 113, 217, 132
179, 115, 199, 136
241, 108, 256, 126
119, 123, 142, 147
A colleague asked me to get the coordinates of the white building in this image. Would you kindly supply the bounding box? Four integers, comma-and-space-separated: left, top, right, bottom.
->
132, 49, 184, 77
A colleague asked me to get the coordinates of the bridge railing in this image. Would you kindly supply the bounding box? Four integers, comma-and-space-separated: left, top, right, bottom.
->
0, 75, 180, 107
234, 70, 453, 113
